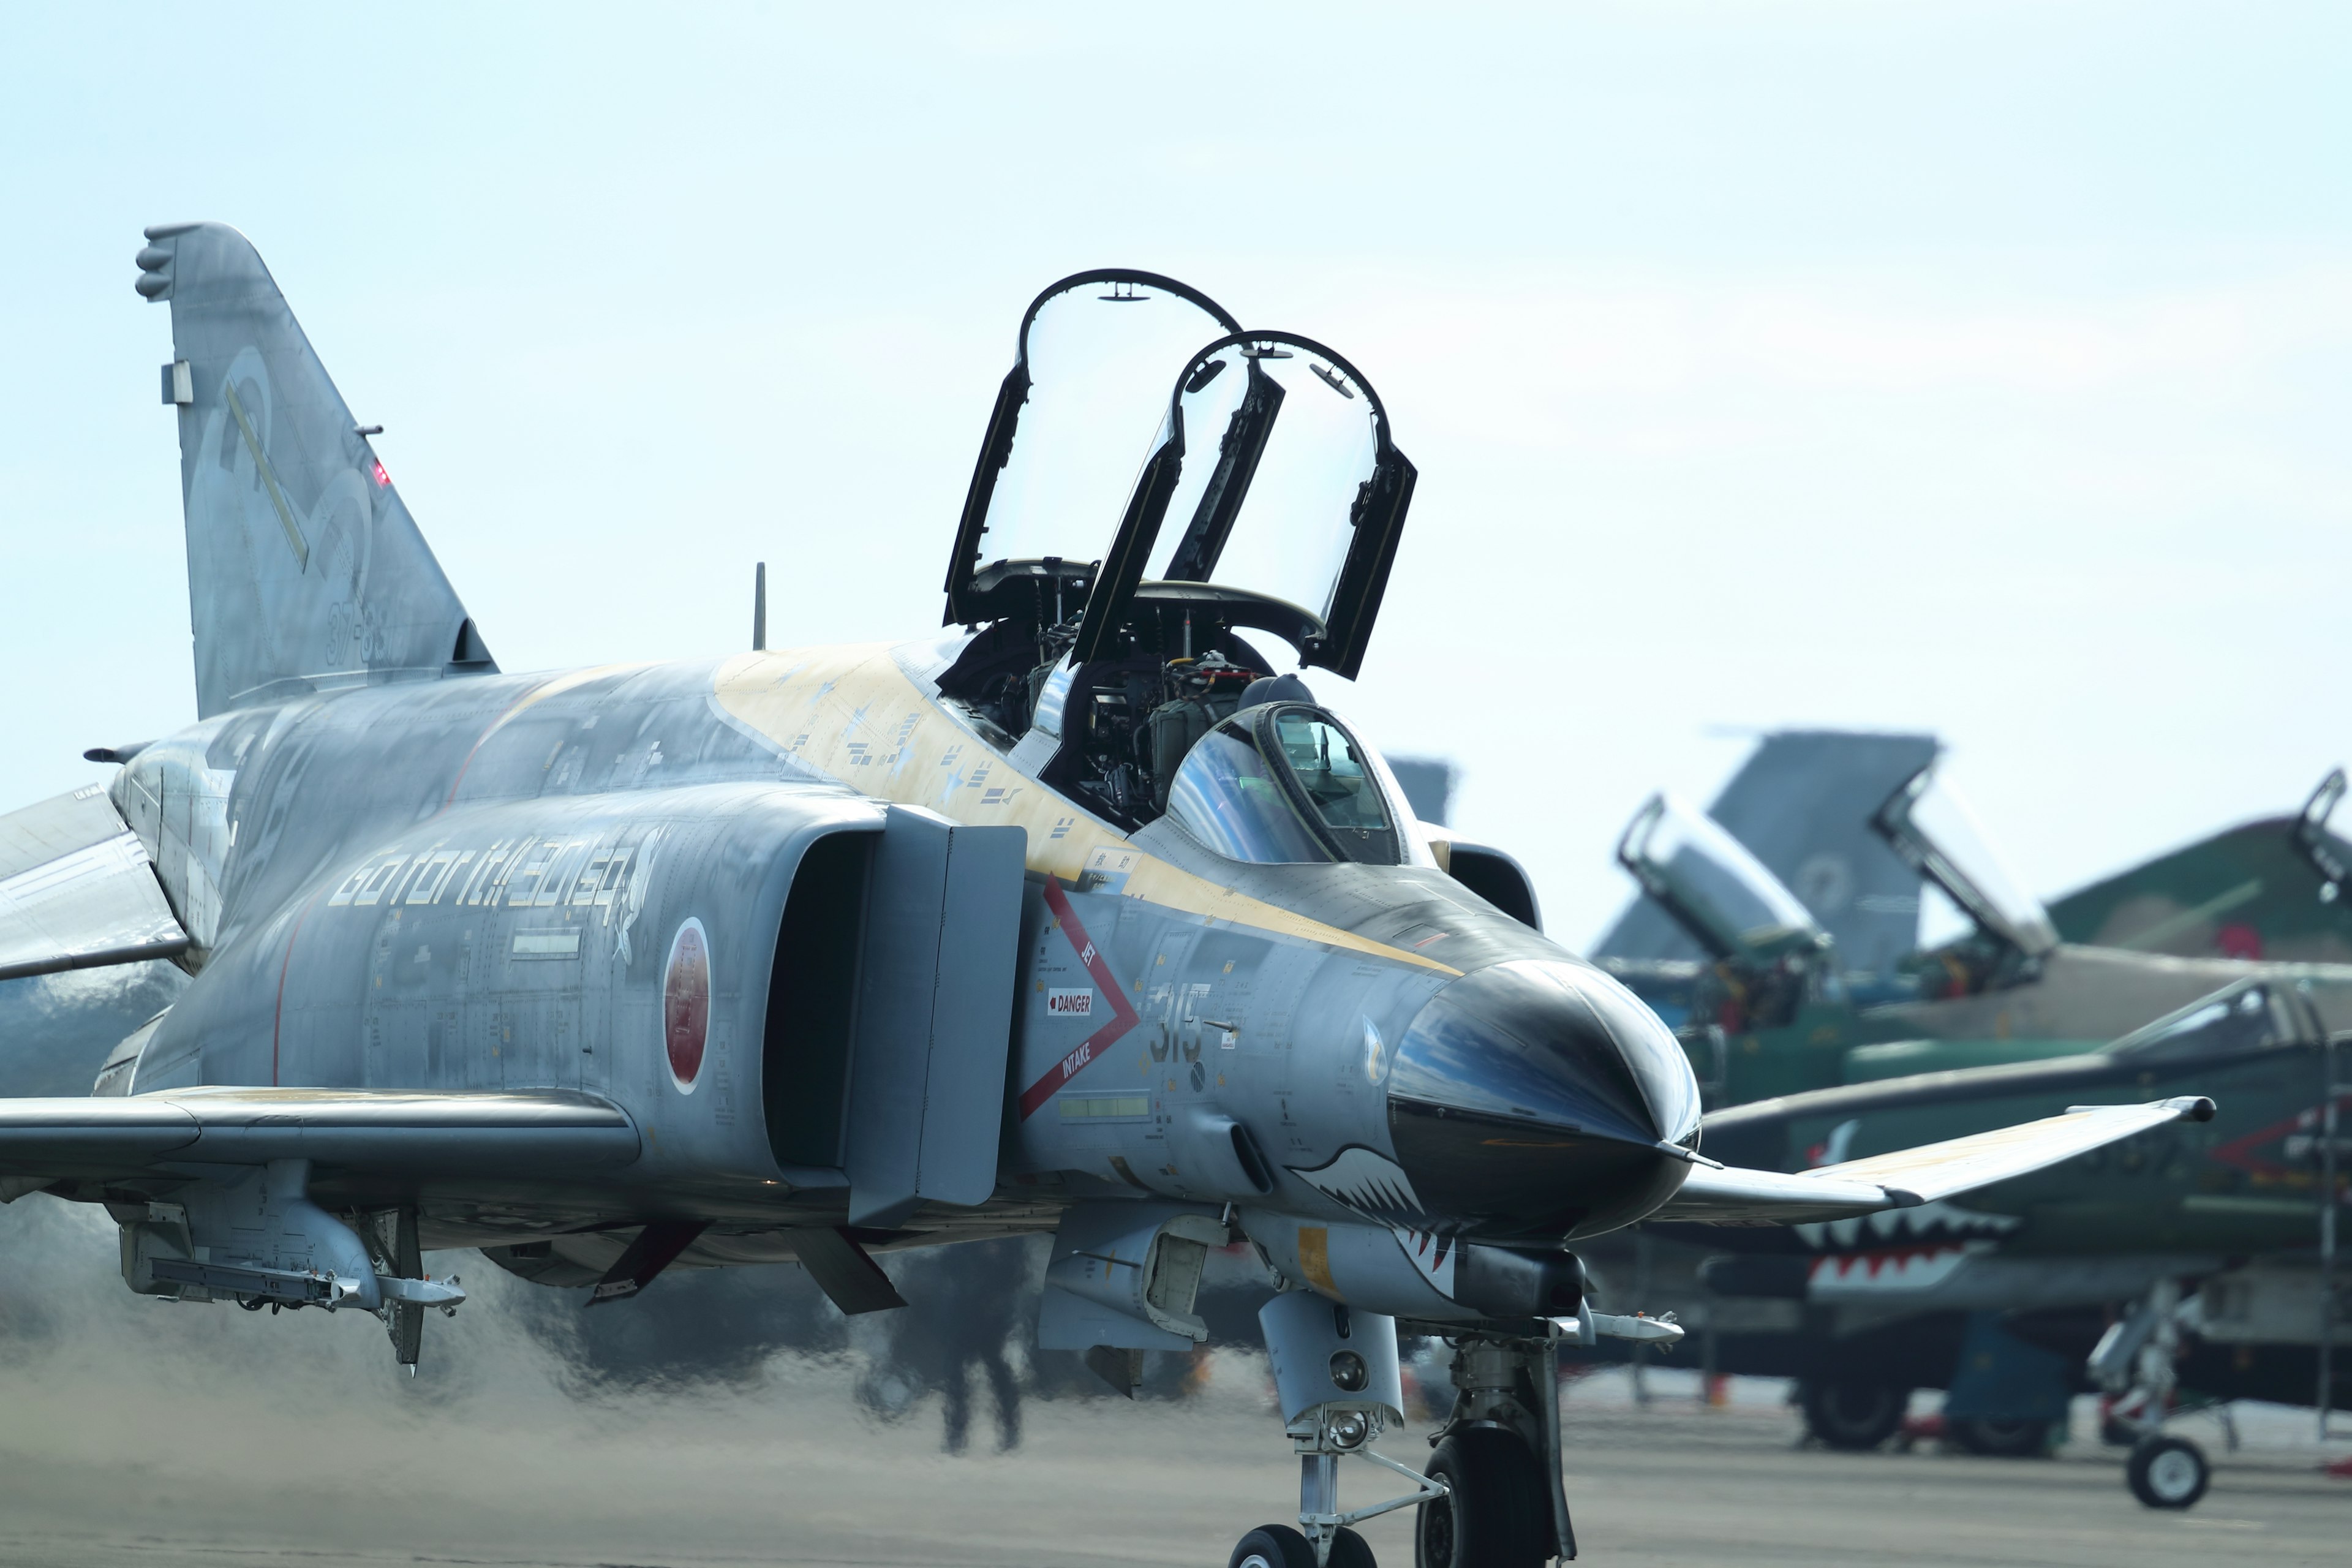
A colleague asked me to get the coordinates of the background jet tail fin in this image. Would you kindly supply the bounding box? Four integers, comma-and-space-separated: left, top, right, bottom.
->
135, 222, 494, 718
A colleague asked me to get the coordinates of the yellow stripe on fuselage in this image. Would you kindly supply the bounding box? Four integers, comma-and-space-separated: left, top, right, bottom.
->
710, 646, 1461, 978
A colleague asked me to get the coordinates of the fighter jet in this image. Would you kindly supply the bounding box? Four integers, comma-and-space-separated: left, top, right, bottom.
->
1591, 734, 2352, 974
1597, 752, 2352, 1109
1676, 976, 2348, 1510
1585, 748, 2351, 1507
0, 226, 2213, 1568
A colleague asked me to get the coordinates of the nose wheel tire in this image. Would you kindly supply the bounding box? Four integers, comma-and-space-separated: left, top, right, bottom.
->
1231, 1526, 1316, 1568
1230, 1526, 1374, 1568
2127, 1435, 2211, 1510
1798, 1378, 1908, 1451
1417, 1428, 1548, 1568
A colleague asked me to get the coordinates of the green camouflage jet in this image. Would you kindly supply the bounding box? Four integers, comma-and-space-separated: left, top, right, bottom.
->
1660, 978, 2347, 1509
1597, 753, 2352, 1107
1578, 747, 2350, 1509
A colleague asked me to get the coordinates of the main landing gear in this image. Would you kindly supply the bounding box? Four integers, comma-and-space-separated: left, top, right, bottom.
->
1796, 1377, 1910, 1451
1238, 1294, 1574, 1568
1415, 1332, 1574, 1568
2091, 1279, 2212, 1510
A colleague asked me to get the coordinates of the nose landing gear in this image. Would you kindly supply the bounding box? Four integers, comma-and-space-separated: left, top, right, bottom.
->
1242, 1292, 1450, 1568
2091, 1279, 2212, 1510
1246, 1294, 1584, 1568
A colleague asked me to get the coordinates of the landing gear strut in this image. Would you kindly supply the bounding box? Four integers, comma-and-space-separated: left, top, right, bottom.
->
1243, 1292, 1450, 1568
1245, 1287, 1668, 1564
2091, 1279, 2211, 1510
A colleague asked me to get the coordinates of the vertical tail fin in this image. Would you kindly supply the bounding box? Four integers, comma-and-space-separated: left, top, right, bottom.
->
135, 223, 494, 717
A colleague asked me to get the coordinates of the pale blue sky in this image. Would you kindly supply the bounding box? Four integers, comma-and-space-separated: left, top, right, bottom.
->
3, 4, 2347, 943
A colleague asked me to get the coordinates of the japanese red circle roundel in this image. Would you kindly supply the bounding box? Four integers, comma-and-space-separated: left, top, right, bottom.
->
663, 918, 710, 1093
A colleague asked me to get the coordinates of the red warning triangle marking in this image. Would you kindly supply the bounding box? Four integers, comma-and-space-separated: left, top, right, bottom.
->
1016, 878, 1144, 1120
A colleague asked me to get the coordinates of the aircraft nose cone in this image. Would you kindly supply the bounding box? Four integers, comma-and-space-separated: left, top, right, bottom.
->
1386, 959, 1702, 1240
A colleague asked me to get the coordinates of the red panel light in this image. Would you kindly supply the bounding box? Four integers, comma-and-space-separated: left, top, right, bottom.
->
371, 461, 390, 487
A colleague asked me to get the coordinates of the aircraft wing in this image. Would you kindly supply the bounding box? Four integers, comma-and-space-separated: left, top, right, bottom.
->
0, 785, 187, 982
0, 1087, 640, 1185
1657, 1095, 2214, 1225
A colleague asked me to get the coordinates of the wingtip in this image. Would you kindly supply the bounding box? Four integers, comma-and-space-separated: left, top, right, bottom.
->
2165, 1095, 2218, 1123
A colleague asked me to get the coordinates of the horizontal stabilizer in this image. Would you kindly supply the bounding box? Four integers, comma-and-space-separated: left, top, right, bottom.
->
0, 1087, 639, 1185
1657, 1096, 2214, 1225
0, 786, 187, 982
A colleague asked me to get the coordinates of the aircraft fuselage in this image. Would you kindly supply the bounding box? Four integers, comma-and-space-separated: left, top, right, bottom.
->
104, 635, 1691, 1287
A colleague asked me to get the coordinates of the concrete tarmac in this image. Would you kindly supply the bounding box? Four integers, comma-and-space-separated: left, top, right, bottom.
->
0, 1351, 2340, 1568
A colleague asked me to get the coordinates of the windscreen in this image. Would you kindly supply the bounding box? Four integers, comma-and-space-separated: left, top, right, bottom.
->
1164, 706, 1401, 866
2106, 981, 2311, 1066
1876, 766, 2058, 957
1270, 708, 1396, 863
1155, 340, 1382, 629
1164, 723, 1330, 864
1617, 793, 1828, 963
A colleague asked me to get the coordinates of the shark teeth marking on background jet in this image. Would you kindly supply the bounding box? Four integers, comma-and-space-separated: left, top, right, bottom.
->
1805, 1239, 1995, 1299
1796, 1198, 2020, 1251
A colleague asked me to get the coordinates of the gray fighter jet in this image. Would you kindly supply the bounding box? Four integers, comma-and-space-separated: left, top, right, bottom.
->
0, 227, 2215, 1568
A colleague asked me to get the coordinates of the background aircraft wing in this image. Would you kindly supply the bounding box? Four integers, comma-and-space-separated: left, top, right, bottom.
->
1658, 1095, 2213, 1224
0, 786, 187, 982
0, 1087, 639, 1185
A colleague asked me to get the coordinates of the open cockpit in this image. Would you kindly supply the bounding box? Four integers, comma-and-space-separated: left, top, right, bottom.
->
929, 271, 1417, 856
